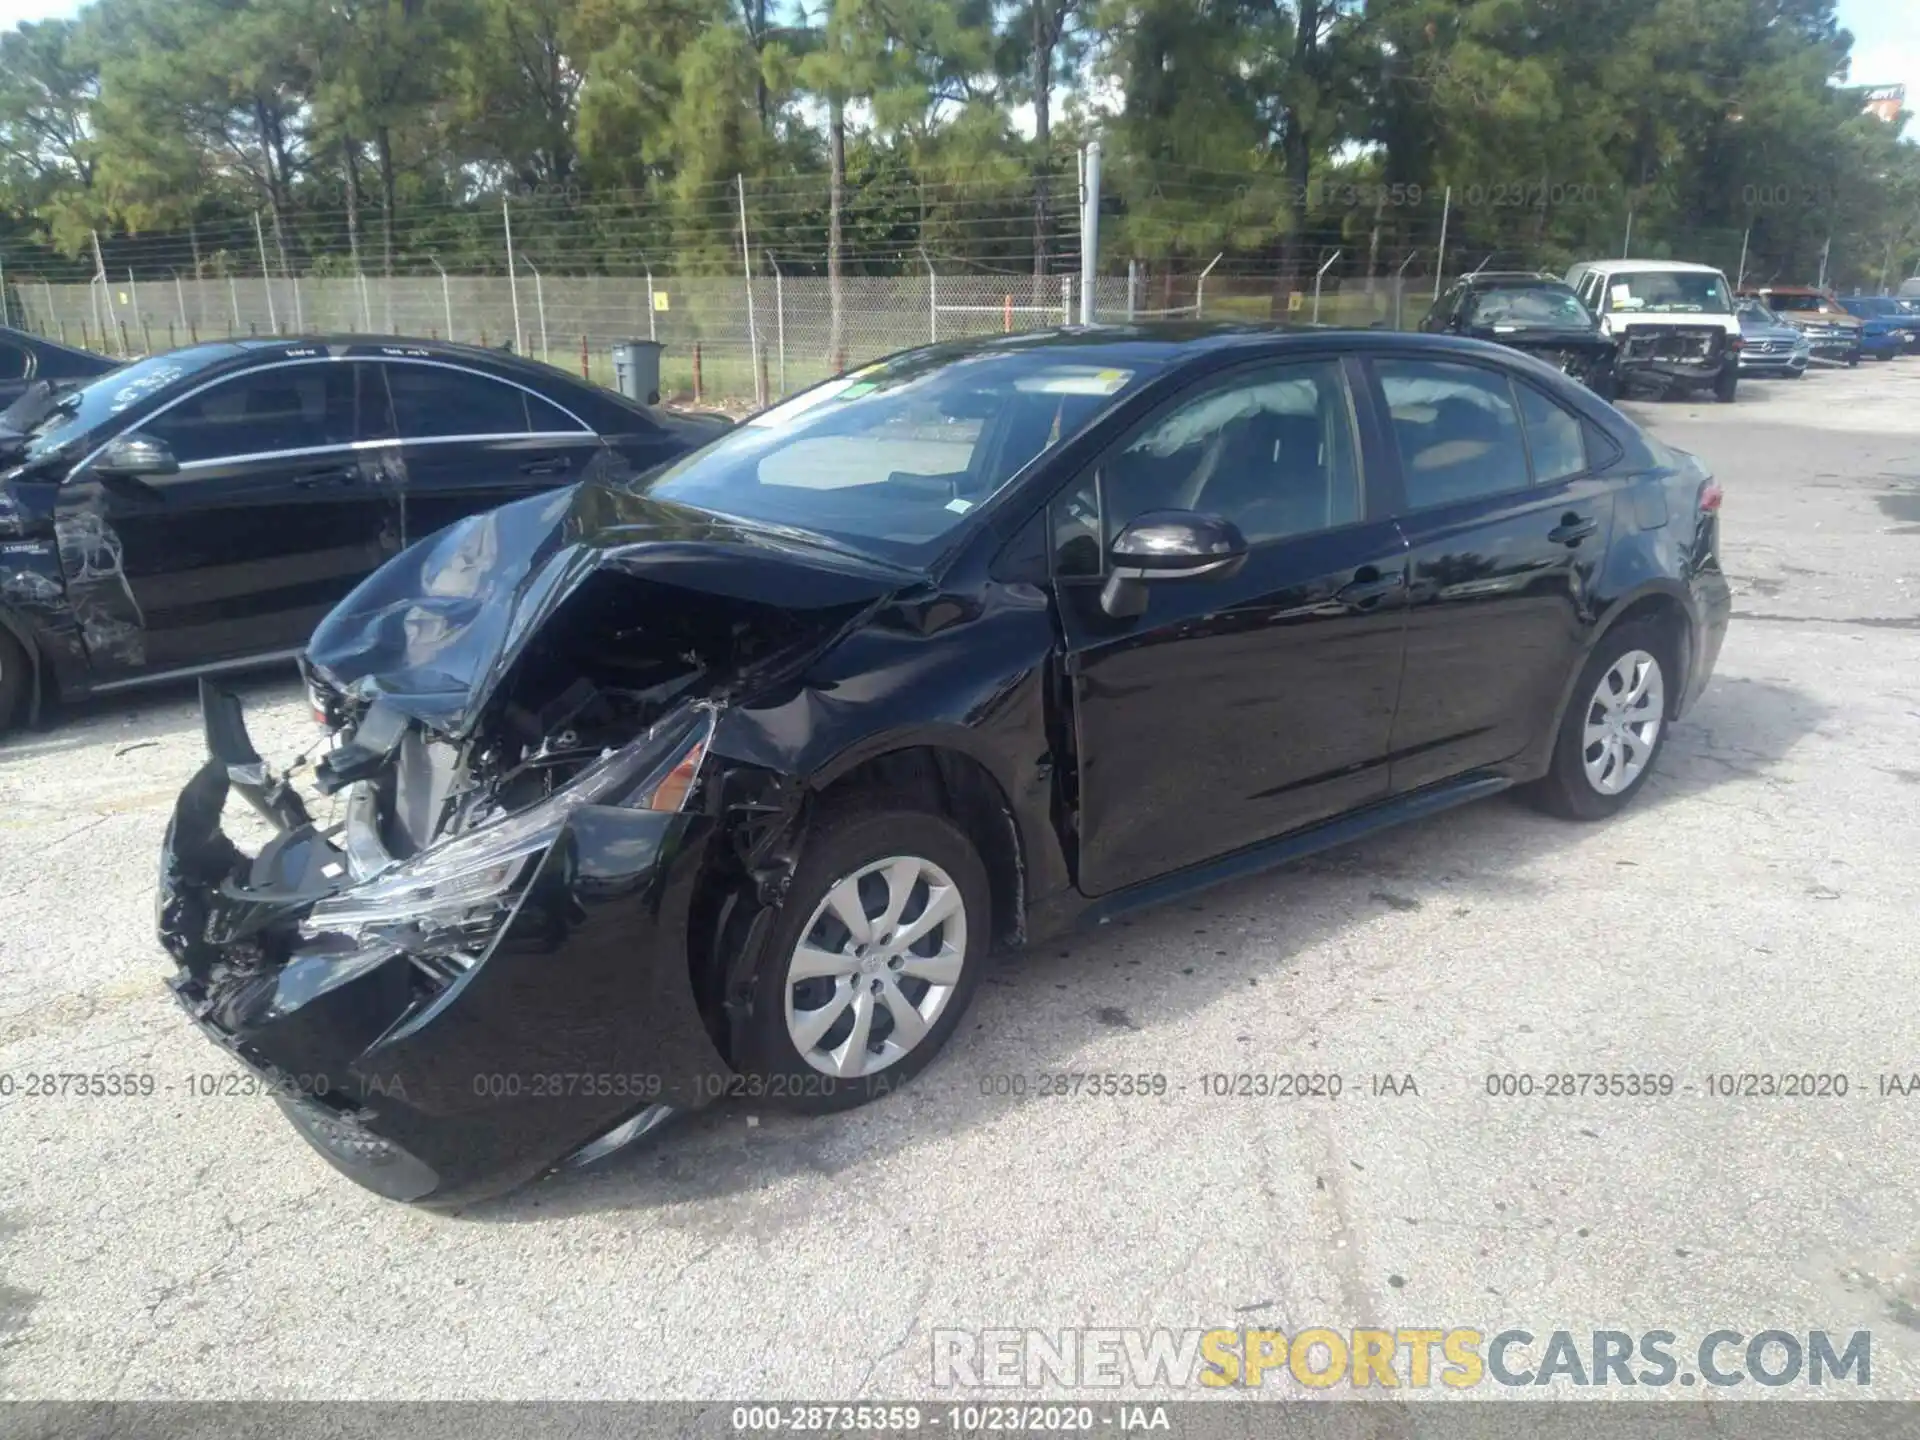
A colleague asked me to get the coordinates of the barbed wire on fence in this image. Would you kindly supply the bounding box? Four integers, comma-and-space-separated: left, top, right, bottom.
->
0, 158, 1885, 405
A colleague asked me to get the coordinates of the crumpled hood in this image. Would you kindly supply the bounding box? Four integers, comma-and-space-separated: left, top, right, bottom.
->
306, 480, 922, 738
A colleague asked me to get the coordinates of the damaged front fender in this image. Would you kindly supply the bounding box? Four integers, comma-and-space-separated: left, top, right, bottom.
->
159, 691, 740, 1206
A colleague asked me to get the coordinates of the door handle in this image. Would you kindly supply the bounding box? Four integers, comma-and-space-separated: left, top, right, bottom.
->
1334, 567, 1406, 607
292, 466, 358, 489
1548, 512, 1599, 546
520, 455, 573, 478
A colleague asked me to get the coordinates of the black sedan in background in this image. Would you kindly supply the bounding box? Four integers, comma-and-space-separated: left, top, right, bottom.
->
0, 324, 119, 407
1422, 273, 1616, 397
159, 324, 1731, 1205
0, 337, 725, 729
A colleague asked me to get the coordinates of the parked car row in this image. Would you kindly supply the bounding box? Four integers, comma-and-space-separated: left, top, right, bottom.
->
1426, 257, 1920, 404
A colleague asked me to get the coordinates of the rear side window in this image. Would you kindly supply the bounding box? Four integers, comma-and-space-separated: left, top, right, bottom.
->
1375, 359, 1531, 507
385, 364, 587, 439
141, 364, 362, 464
0, 343, 30, 383
1514, 383, 1588, 482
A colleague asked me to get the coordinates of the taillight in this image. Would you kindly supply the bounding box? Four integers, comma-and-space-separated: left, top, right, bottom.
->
1727, 335, 1743, 351
1700, 482, 1723, 513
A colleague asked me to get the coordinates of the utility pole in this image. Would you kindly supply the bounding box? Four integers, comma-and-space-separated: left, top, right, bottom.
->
1079, 139, 1101, 324
503, 199, 523, 353
738, 174, 763, 407
1433, 188, 1451, 301
252, 213, 279, 334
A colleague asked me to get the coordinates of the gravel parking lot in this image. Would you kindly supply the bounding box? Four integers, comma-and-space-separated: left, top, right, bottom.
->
2, 360, 1919, 1403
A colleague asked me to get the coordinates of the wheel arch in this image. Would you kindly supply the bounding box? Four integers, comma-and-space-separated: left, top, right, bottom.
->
1554, 583, 1695, 738
0, 602, 48, 726
807, 733, 1028, 951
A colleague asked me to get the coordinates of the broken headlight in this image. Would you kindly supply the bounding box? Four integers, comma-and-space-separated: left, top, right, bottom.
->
301, 708, 714, 943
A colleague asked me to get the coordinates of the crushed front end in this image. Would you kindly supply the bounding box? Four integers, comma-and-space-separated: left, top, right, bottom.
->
156, 484, 910, 1203
159, 681, 736, 1206
1613, 324, 1736, 393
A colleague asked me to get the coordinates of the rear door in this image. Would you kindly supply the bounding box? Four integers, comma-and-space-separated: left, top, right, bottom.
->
58, 358, 402, 676
380, 360, 606, 542
1056, 354, 1411, 896
1364, 354, 1617, 792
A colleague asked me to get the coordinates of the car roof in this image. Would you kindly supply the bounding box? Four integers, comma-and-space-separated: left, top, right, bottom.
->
1740, 285, 1825, 295
1459, 271, 1563, 285
1570, 259, 1727, 276
0, 324, 116, 364
872, 322, 1594, 373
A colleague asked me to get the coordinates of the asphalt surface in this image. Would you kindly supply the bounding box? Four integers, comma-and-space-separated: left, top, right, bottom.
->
2, 360, 1919, 1402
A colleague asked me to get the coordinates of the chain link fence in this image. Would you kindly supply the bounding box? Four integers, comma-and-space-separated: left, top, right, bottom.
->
4, 271, 1084, 406
0, 153, 1856, 407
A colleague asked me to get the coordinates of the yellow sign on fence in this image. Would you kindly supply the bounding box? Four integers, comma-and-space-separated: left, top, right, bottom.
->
653, 291, 670, 312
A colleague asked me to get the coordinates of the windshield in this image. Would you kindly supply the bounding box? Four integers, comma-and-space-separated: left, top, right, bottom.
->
1762, 292, 1834, 313
1605, 271, 1732, 315
1467, 285, 1592, 328
19, 348, 231, 462
636, 347, 1152, 564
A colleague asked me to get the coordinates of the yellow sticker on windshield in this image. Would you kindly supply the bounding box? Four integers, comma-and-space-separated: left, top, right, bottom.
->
1016, 367, 1133, 396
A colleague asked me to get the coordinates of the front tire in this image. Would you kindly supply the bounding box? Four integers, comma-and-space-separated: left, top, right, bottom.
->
1713, 366, 1738, 403
730, 804, 990, 1113
1528, 619, 1675, 821
0, 630, 27, 735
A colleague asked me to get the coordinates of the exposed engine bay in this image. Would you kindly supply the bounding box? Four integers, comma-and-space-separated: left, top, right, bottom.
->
309, 572, 856, 867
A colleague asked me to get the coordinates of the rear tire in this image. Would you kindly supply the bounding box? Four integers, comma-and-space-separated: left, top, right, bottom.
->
1527, 618, 1676, 822
730, 803, 990, 1114
0, 630, 27, 735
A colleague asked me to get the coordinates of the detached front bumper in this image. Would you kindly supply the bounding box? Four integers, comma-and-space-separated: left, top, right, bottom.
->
159, 685, 735, 1206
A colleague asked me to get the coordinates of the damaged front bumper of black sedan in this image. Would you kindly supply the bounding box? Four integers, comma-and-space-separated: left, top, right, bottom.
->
158, 683, 737, 1207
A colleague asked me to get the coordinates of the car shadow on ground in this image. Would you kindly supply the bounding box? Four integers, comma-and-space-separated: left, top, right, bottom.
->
452, 672, 1825, 1226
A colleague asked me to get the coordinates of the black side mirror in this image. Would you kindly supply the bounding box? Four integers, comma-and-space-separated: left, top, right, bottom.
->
95, 432, 179, 479
1100, 509, 1248, 619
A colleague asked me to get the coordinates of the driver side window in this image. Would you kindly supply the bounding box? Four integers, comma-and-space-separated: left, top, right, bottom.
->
1052, 360, 1362, 578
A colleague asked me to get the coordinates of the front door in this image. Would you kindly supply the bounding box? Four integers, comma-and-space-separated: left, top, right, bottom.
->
1055, 356, 1411, 897
1364, 355, 1617, 792
379, 360, 606, 543
56, 358, 402, 677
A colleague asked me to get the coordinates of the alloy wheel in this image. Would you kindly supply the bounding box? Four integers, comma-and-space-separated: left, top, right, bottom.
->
784, 854, 968, 1079
1582, 649, 1664, 796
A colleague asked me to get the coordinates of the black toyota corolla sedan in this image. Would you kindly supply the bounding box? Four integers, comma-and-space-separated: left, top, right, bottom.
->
0, 337, 724, 731
159, 324, 1731, 1205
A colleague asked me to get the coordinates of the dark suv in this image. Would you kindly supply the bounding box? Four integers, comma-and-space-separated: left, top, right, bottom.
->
160, 326, 1732, 1205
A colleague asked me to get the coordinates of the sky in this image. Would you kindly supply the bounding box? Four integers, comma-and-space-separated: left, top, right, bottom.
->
0, 0, 1914, 128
